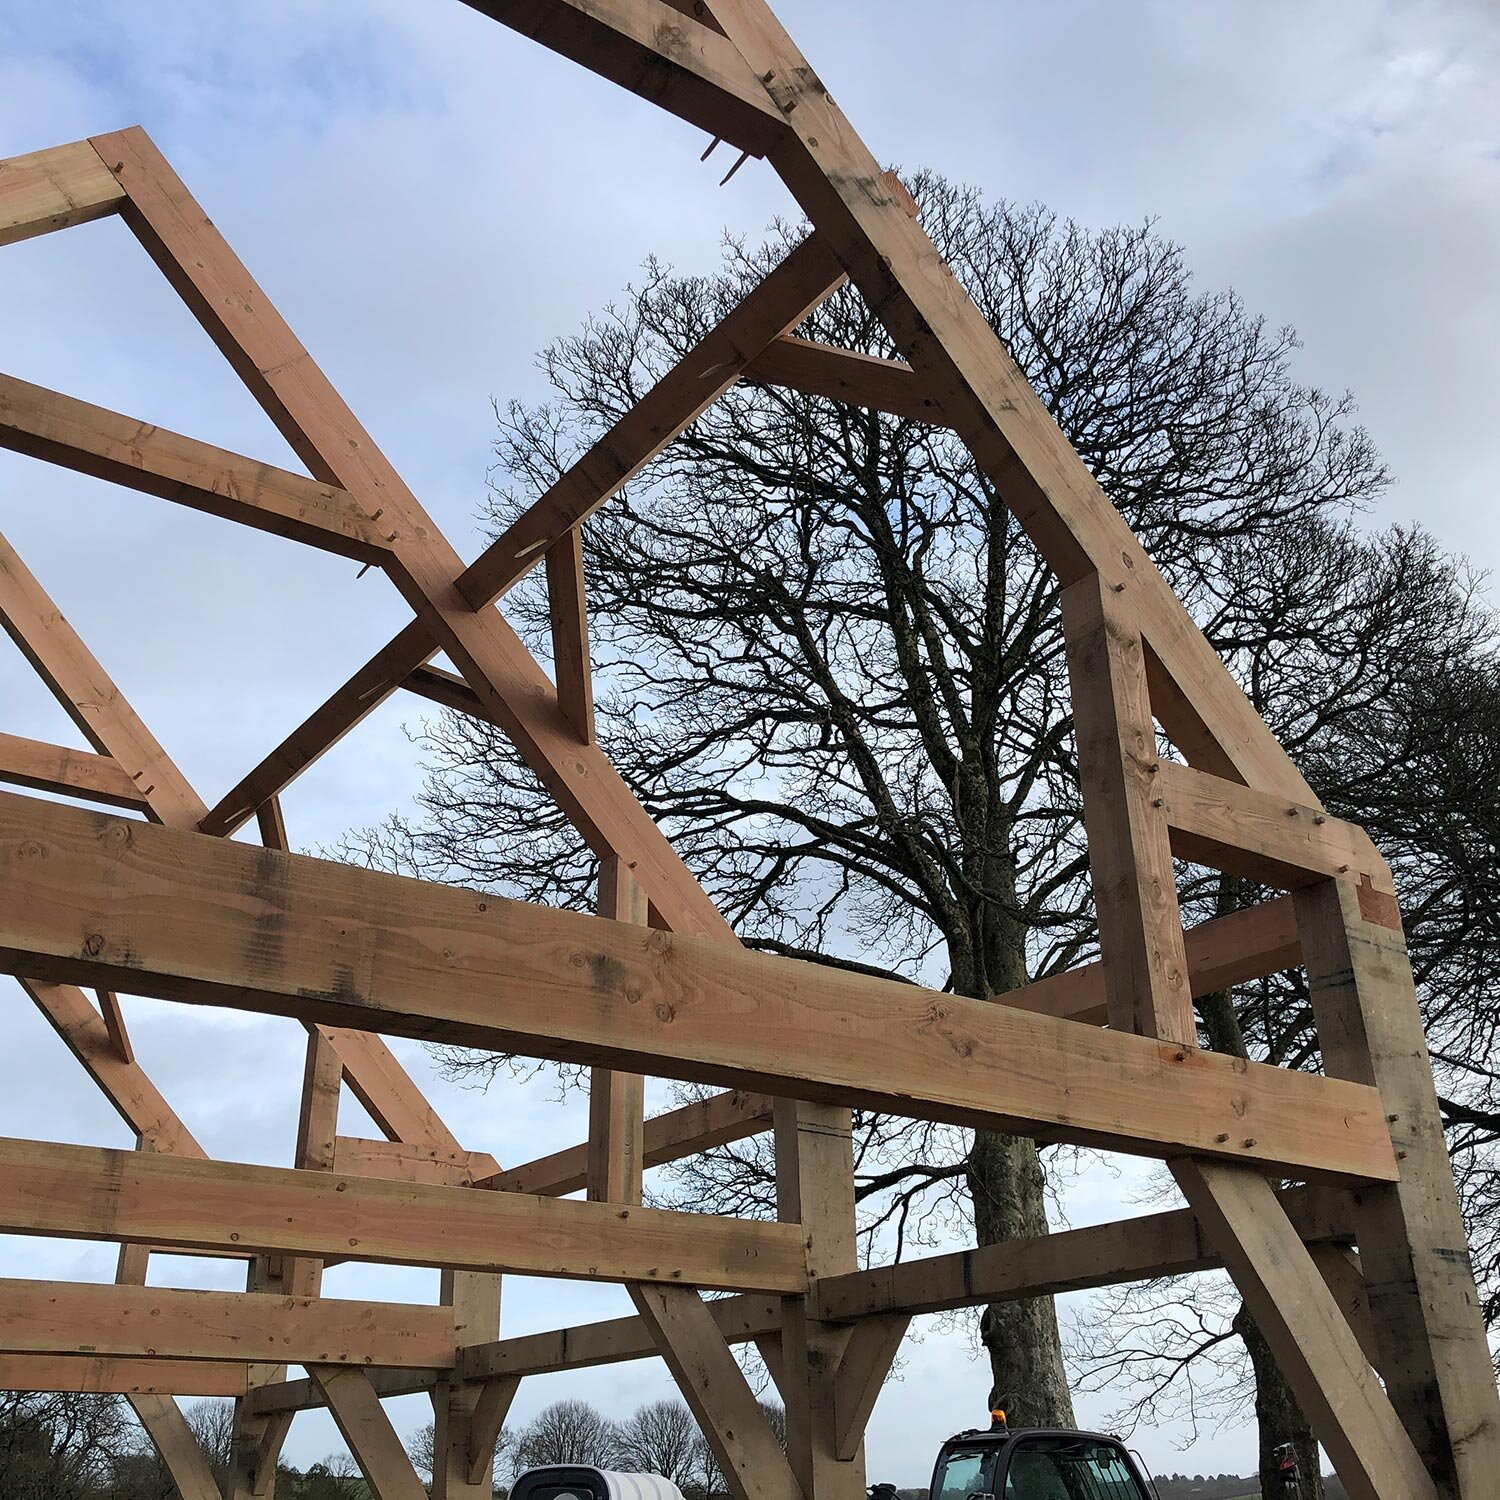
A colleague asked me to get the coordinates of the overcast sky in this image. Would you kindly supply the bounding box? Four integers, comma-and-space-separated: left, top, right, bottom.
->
2, 0, 1498, 1484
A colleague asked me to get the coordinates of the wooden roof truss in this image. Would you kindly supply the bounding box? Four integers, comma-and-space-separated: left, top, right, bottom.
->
0, 5, 1494, 1498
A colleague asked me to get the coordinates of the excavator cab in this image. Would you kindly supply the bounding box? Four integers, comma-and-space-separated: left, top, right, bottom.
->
928, 1410, 1156, 1500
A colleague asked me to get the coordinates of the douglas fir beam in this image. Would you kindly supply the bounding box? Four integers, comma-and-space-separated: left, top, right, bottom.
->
773, 1098, 864, 1500
545, 528, 595, 744
830, 1316, 909, 1463
0, 1279, 460, 1368
129, 1395, 222, 1500
705, 0, 1317, 803
199, 226, 847, 839
1296, 879, 1500, 1498
0, 730, 150, 811
0, 1134, 810, 1293
0, 373, 396, 562
456, 0, 786, 158
745, 335, 943, 424
812, 1185, 1354, 1321
317, 1024, 501, 1177
630, 1284, 802, 1500
251, 1184, 1354, 1411
0, 545, 487, 1188
21, 977, 206, 1157
1156, 761, 1394, 896
1176, 1160, 1438, 1500
482, 1087, 777, 1196
588, 856, 648, 1204
1061, 570, 1196, 1044
0, 790, 1398, 1181
338, 1087, 776, 1191
0, 138, 124, 246
1008, 894, 1301, 1027
0, 1355, 250, 1397
432, 1271, 503, 1500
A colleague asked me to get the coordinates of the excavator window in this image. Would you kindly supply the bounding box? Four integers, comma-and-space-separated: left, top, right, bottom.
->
999, 1436, 1149, 1500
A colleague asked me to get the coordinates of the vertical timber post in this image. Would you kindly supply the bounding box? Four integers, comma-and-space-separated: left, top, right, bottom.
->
588, 855, 648, 1206
775, 1098, 864, 1500
1296, 879, 1500, 1498
433, 1271, 503, 1499
1064, 572, 1440, 1499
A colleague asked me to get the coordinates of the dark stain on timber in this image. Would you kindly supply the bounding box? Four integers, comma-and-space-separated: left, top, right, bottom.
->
591, 953, 627, 993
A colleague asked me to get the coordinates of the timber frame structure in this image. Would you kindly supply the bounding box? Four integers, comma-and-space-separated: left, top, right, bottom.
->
0, 5, 1494, 1499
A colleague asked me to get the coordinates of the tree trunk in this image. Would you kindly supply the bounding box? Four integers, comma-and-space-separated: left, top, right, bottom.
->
957, 888, 1077, 1431
966, 1129, 1077, 1427
1234, 1302, 1324, 1499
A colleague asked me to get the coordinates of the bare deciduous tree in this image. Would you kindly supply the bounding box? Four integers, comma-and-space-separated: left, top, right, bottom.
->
340, 170, 1495, 1481
513, 1399, 619, 1471
614, 1400, 699, 1486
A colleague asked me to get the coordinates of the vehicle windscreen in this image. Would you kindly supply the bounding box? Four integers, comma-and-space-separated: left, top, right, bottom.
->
934, 1447, 990, 1500
1000, 1436, 1149, 1500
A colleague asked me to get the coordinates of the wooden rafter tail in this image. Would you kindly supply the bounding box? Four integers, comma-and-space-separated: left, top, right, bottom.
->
0, 139, 124, 247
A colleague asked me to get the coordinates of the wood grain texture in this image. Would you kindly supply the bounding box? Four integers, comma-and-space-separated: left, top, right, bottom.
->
1175, 1159, 1437, 1500
0, 139, 122, 247
0, 1278, 457, 1367
0, 731, 149, 811
0, 1354, 249, 1396
0, 791, 1395, 1181
1063, 571, 1195, 1043
0, 1134, 809, 1292
1159, 760, 1394, 894
0, 373, 392, 561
